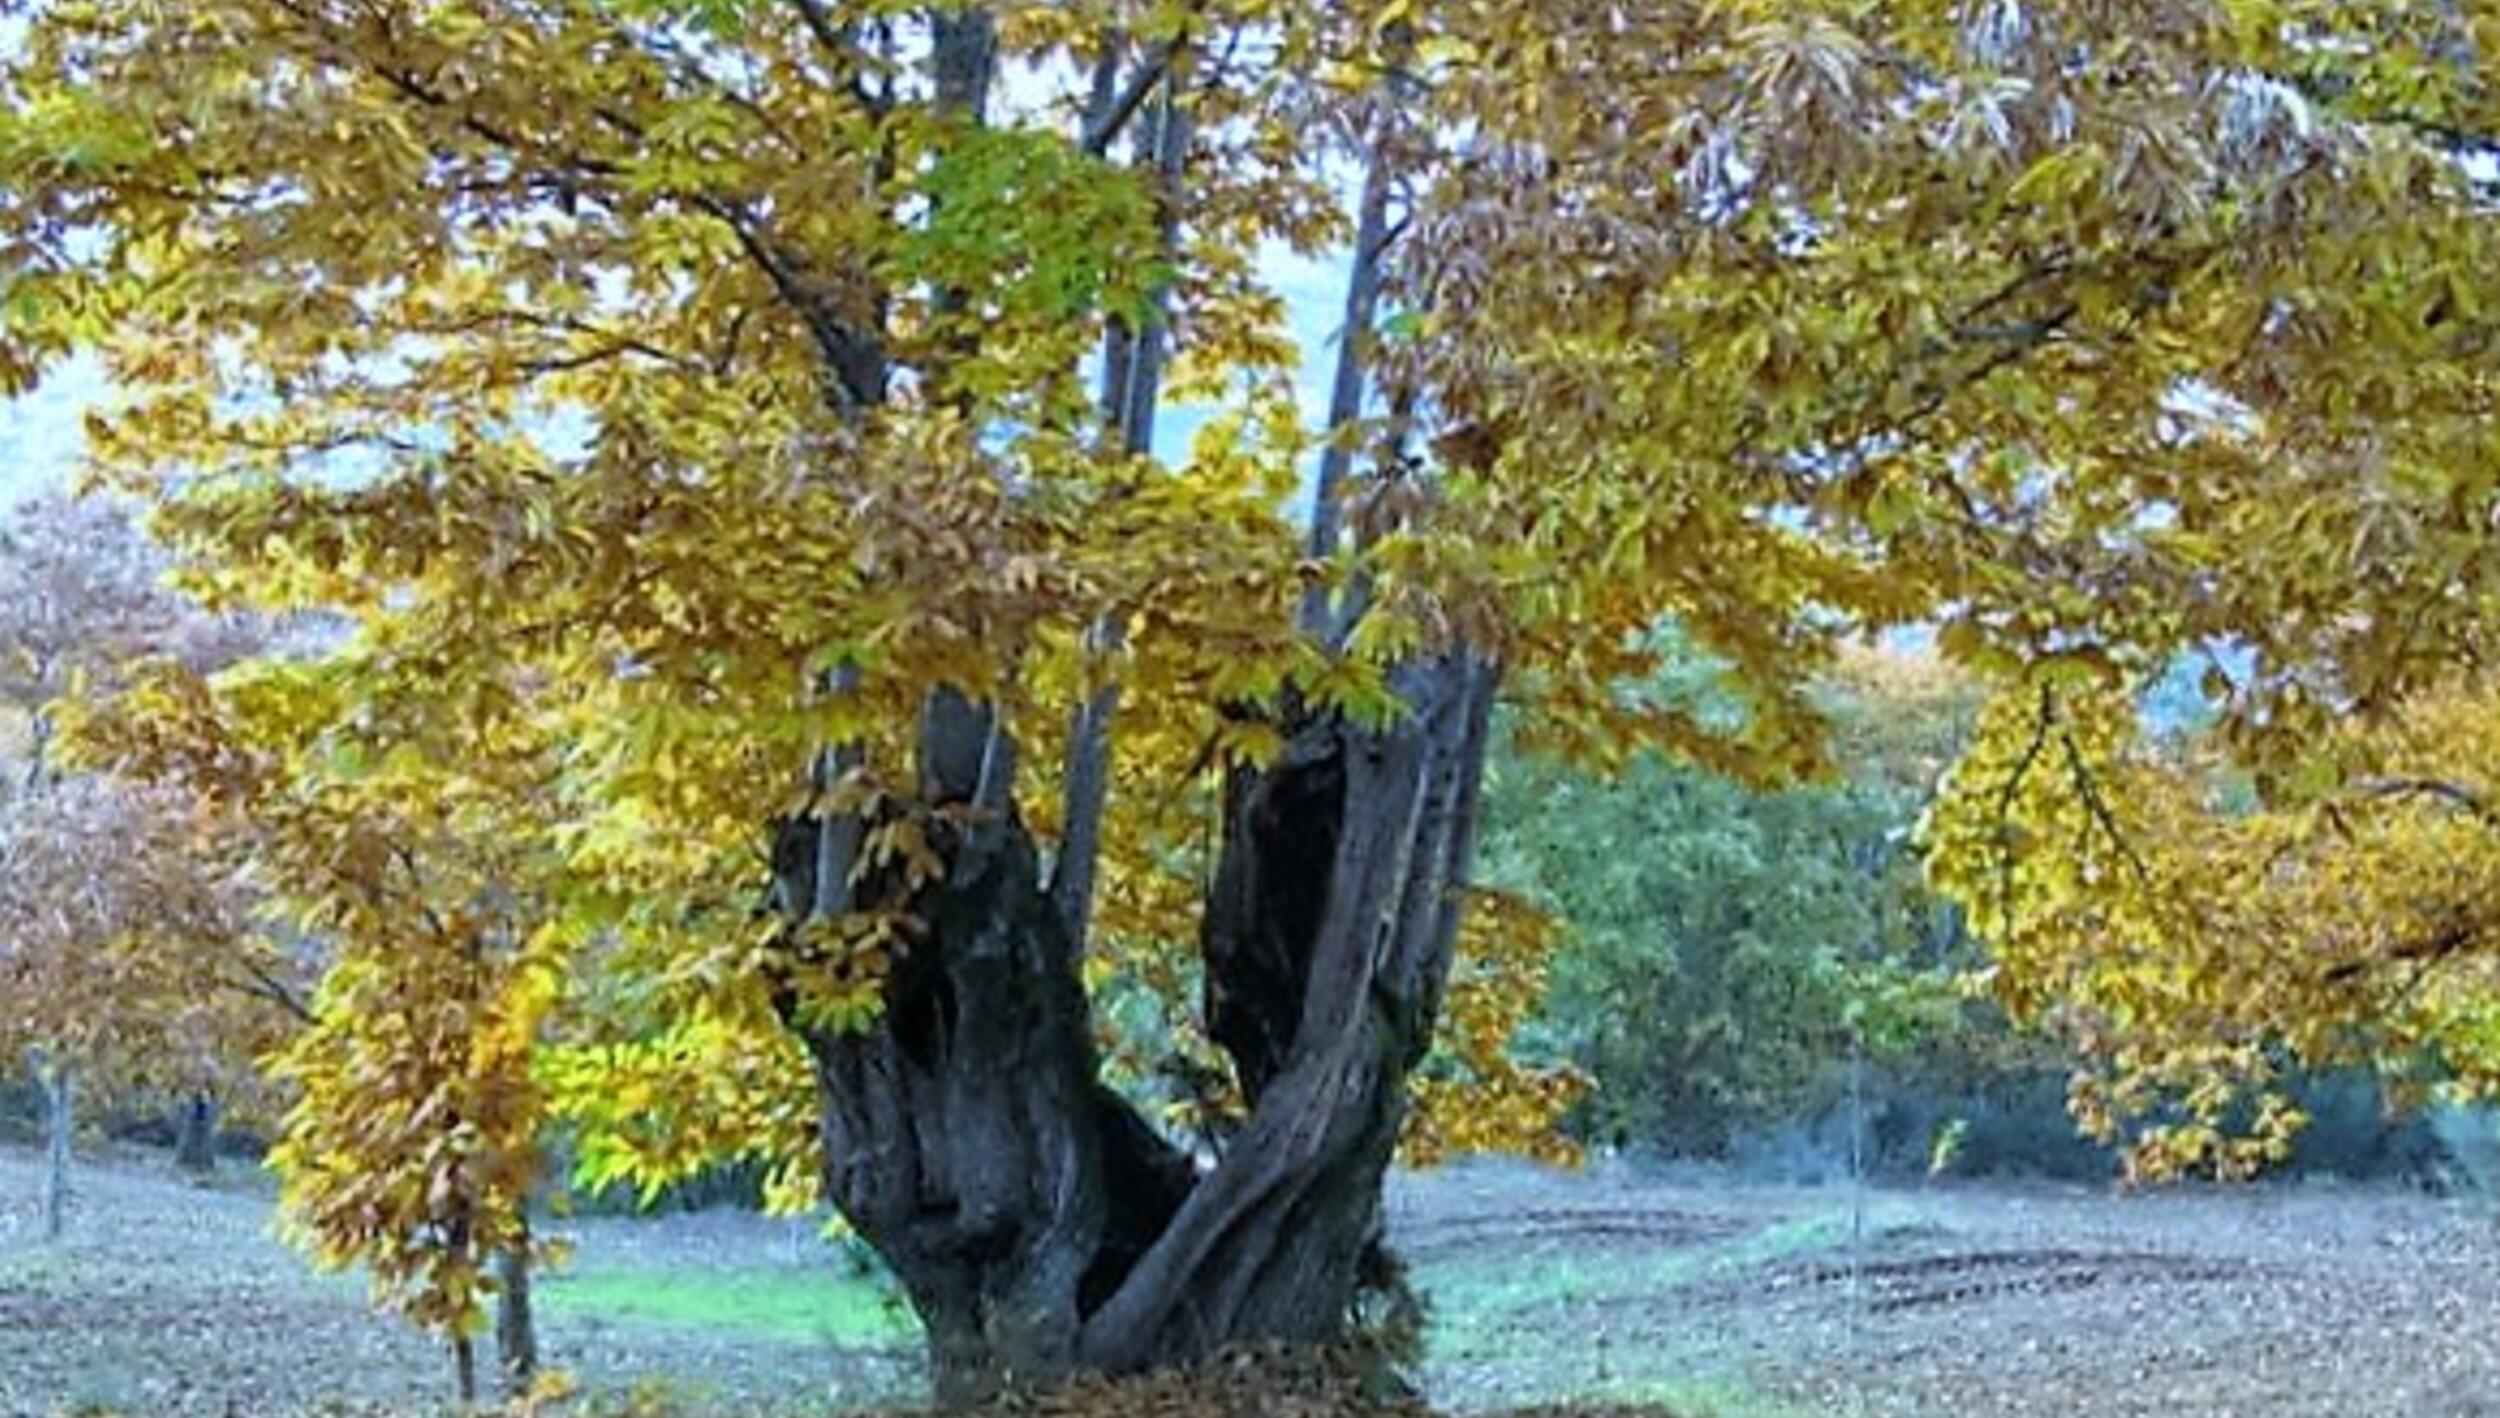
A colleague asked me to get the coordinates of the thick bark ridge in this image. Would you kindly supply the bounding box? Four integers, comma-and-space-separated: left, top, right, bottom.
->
777, 658, 1495, 1402
786, 799, 1191, 1403
1082, 655, 1495, 1368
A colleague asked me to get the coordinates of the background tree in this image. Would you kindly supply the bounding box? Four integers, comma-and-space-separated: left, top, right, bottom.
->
1928, 676, 2500, 1180
0, 496, 287, 1235
7, 0, 2497, 1401
1, 497, 197, 775
0, 775, 290, 1234
85, 653, 571, 1404
1480, 641, 1982, 1159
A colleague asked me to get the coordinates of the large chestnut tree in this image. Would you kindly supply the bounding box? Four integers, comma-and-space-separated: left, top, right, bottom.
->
6, 0, 2496, 1399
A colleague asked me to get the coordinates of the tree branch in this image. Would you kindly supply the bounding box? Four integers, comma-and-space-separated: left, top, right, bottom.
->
1051, 70, 1194, 953
787, 0, 889, 117
787, 0, 849, 58
2058, 724, 2155, 889
1080, 41, 1178, 157
228, 958, 318, 1026
1300, 43, 1409, 637
1990, 680, 2056, 932
2355, 776, 2500, 827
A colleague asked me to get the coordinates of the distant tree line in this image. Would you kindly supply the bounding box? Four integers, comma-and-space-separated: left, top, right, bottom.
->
1480, 643, 2488, 1189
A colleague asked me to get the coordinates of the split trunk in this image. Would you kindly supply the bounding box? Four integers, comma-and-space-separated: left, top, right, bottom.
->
778, 660, 1496, 1403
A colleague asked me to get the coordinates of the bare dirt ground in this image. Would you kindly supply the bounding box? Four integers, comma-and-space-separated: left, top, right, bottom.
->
1392, 1161, 2500, 1417
6, 1145, 2499, 1417
0, 1145, 910, 1417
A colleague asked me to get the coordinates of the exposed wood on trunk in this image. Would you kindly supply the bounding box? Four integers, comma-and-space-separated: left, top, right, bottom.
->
1079, 655, 1497, 1369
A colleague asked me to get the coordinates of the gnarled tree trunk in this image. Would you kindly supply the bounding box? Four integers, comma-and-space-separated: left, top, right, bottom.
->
752, 9, 1466, 1402
777, 659, 1496, 1403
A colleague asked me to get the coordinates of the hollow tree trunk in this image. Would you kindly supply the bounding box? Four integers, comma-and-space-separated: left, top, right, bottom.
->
764, 17, 1478, 1395
174, 1090, 217, 1173
781, 688, 1194, 1403
779, 659, 1496, 1403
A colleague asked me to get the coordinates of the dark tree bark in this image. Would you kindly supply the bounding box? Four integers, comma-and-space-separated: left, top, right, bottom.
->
776, 659, 1496, 1403
174, 1090, 217, 1173
496, 1236, 538, 1397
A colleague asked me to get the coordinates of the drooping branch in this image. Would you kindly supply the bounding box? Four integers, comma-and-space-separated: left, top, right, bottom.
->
2057, 723, 2155, 890
2354, 776, 2500, 828
1987, 679, 2057, 930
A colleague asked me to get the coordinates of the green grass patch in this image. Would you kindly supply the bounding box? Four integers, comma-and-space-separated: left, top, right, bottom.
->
538, 1265, 915, 1348
1409, 1209, 1856, 1418
1415, 1209, 1850, 1337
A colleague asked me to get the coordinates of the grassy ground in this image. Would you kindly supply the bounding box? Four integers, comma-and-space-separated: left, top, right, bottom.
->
533, 1265, 909, 1349
6, 1145, 2500, 1416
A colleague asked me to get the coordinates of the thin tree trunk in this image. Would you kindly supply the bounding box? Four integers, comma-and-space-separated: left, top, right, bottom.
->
1300, 29, 1412, 642
175, 1090, 217, 1173
496, 1233, 538, 1397
452, 1333, 477, 1411
1053, 58, 1192, 953
42, 1058, 73, 1240
23, 707, 53, 792
1299, 102, 1399, 633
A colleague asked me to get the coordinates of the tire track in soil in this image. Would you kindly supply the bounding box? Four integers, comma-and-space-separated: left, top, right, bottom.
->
1760, 1248, 2264, 1314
